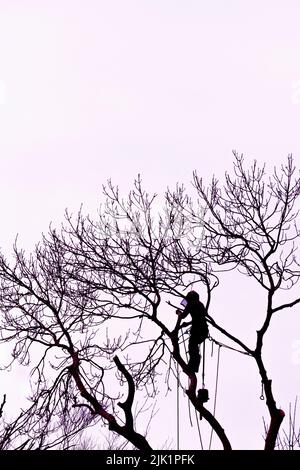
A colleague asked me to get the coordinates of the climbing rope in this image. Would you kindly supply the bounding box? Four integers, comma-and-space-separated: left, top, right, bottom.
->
176, 330, 184, 450
209, 344, 221, 450
195, 407, 204, 450
176, 360, 180, 450
174, 307, 250, 450
202, 339, 206, 389
176, 332, 226, 450
208, 334, 250, 356
176, 328, 204, 449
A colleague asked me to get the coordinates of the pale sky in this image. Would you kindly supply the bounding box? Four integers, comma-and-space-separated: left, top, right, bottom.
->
0, 0, 300, 450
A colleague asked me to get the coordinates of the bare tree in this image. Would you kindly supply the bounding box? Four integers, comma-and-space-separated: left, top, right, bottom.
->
0, 176, 231, 450
0, 375, 100, 450
178, 152, 300, 449
0, 235, 153, 450
0, 155, 299, 450
56, 177, 231, 448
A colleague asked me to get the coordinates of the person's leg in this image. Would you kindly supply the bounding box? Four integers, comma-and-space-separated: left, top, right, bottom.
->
188, 334, 200, 372
189, 328, 209, 371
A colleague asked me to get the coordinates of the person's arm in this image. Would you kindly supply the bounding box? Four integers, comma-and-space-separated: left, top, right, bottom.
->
177, 304, 189, 320
174, 305, 189, 332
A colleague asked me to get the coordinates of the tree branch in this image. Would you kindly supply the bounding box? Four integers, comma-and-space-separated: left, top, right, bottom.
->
0, 395, 6, 418
272, 297, 300, 313
114, 356, 135, 429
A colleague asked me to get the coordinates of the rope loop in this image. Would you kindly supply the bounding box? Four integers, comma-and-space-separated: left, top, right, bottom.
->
260, 381, 265, 400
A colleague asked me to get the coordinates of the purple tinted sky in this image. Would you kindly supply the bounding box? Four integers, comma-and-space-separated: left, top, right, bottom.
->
0, 0, 300, 449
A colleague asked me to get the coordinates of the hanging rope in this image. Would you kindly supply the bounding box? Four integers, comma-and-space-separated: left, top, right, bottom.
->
178, 327, 204, 449
195, 407, 204, 450
209, 344, 221, 450
176, 329, 184, 450
176, 360, 180, 450
182, 333, 199, 438
202, 339, 206, 389
175, 310, 247, 450
181, 329, 193, 431
208, 334, 251, 356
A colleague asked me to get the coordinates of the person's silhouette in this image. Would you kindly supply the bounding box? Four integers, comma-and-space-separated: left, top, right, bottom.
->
177, 291, 209, 372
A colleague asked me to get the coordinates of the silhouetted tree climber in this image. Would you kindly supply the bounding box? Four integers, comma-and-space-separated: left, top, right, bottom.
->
176, 291, 209, 372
